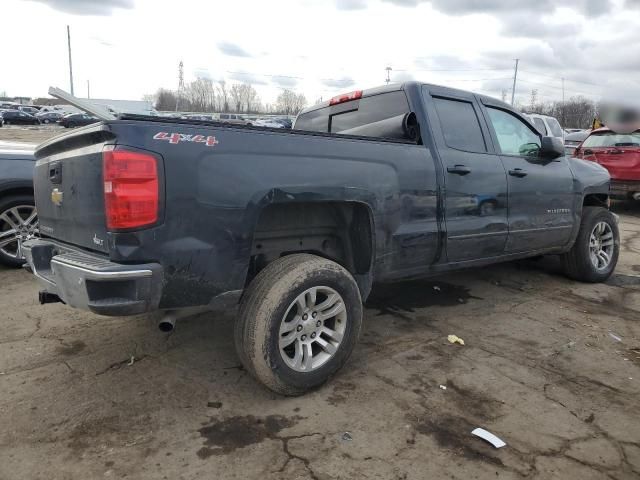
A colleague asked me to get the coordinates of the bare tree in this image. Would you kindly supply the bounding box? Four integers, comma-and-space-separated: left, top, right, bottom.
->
230, 84, 242, 113
216, 80, 229, 112
275, 89, 307, 115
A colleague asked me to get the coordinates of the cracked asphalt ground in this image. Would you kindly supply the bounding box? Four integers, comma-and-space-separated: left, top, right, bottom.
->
0, 126, 639, 478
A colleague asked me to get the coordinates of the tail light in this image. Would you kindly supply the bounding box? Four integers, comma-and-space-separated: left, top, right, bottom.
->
103, 148, 159, 230
329, 90, 363, 106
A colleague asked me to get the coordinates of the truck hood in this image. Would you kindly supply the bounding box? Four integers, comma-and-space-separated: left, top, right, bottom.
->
567, 157, 611, 196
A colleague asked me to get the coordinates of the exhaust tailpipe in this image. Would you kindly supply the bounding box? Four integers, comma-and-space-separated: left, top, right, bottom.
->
39, 291, 62, 305
158, 312, 177, 332
157, 307, 210, 333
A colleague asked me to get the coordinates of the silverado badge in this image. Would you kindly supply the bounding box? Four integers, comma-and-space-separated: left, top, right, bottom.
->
51, 188, 63, 206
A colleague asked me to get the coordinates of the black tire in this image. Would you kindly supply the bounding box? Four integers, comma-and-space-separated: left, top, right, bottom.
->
0, 194, 36, 268
561, 206, 619, 282
235, 254, 363, 396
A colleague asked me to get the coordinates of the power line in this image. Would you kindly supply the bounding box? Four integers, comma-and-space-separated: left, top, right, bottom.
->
517, 78, 602, 98
518, 69, 608, 88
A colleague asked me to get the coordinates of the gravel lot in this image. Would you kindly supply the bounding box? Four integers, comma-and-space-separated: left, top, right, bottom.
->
0, 124, 64, 145
0, 125, 639, 479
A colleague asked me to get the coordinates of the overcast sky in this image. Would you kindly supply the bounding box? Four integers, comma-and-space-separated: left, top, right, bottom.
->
2, 0, 640, 108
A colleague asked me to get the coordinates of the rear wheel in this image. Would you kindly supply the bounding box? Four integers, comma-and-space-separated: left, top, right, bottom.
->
562, 207, 619, 282
0, 195, 38, 267
235, 254, 363, 396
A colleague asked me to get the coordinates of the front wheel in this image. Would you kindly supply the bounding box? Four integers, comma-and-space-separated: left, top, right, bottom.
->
562, 206, 619, 282
235, 254, 363, 396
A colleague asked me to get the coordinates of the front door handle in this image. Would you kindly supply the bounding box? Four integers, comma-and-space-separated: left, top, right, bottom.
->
509, 168, 528, 178
583, 149, 594, 155
447, 165, 471, 175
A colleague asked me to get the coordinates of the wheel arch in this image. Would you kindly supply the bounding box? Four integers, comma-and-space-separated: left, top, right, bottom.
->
245, 197, 376, 299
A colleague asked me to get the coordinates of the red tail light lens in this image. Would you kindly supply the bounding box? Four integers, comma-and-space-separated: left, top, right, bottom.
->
329, 90, 363, 106
103, 149, 159, 230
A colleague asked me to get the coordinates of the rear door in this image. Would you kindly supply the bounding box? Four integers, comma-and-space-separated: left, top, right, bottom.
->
481, 103, 574, 253
422, 86, 508, 262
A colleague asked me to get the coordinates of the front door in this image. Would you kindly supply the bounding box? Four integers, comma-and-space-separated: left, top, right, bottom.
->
423, 87, 508, 262
482, 105, 574, 253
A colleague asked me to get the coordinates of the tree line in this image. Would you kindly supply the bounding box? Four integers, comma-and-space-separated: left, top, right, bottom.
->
515, 89, 598, 129
146, 78, 307, 115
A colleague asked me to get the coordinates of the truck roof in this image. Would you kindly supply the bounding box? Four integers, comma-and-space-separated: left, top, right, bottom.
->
299, 81, 512, 116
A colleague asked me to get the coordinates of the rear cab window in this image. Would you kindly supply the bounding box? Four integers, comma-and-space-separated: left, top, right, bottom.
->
432, 97, 487, 153
294, 90, 411, 139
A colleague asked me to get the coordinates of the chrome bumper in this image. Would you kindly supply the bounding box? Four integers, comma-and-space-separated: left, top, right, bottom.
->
23, 239, 163, 316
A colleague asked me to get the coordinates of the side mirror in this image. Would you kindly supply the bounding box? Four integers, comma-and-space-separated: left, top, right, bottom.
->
540, 136, 564, 159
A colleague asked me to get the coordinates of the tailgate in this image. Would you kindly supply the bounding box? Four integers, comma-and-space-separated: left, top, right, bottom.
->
34, 125, 115, 253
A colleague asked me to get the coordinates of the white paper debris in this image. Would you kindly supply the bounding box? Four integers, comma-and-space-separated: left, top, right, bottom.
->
609, 332, 622, 342
471, 428, 506, 448
439, 385, 447, 390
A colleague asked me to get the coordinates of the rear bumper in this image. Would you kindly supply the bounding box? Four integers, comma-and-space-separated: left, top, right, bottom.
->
23, 239, 163, 316
610, 180, 640, 198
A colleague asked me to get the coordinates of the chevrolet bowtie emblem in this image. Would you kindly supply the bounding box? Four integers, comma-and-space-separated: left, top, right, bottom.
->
51, 188, 63, 206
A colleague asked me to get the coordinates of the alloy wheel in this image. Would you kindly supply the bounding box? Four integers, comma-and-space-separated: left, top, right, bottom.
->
279, 286, 347, 372
0, 205, 38, 260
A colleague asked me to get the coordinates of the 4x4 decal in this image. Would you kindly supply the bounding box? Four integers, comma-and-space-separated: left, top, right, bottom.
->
153, 132, 219, 147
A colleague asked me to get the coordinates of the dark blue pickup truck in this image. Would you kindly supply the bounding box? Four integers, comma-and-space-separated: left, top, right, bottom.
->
23, 82, 618, 395
0, 144, 37, 267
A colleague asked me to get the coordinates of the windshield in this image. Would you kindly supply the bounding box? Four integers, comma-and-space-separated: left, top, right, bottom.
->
583, 131, 640, 147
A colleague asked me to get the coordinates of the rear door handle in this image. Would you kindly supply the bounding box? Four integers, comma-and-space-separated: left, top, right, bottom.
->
583, 149, 594, 155
508, 168, 528, 178
447, 165, 471, 175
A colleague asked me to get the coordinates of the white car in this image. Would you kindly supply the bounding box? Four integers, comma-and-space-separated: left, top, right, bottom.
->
525, 113, 565, 142
254, 118, 284, 128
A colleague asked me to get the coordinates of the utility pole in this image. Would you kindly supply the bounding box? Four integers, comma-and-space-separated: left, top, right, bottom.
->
87, 80, 90, 99
176, 60, 184, 112
385, 66, 392, 84
67, 25, 74, 96
510, 59, 519, 106
561, 77, 565, 126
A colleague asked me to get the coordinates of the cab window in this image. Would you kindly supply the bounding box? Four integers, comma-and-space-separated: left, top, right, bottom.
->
432, 97, 487, 153
487, 107, 541, 156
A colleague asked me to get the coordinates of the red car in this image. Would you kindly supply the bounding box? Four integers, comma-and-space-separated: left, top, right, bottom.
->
575, 127, 640, 200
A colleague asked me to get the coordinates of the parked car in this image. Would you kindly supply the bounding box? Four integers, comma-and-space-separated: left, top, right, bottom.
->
58, 113, 99, 128
564, 129, 590, 156
218, 113, 249, 125
0, 145, 37, 267
36, 111, 63, 124
0, 113, 4, 128
574, 127, 640, 199
0, 110, 40, 125
254, 118, 285, 128
24, 81, 617, 395
185, 114, 214, 121
17, 106, 40, 116
565, 128, 584, 134
275, 118, 293, 129
525, 113, 565, 142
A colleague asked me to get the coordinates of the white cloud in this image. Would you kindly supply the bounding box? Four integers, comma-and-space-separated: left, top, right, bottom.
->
2, 0, 639, 107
